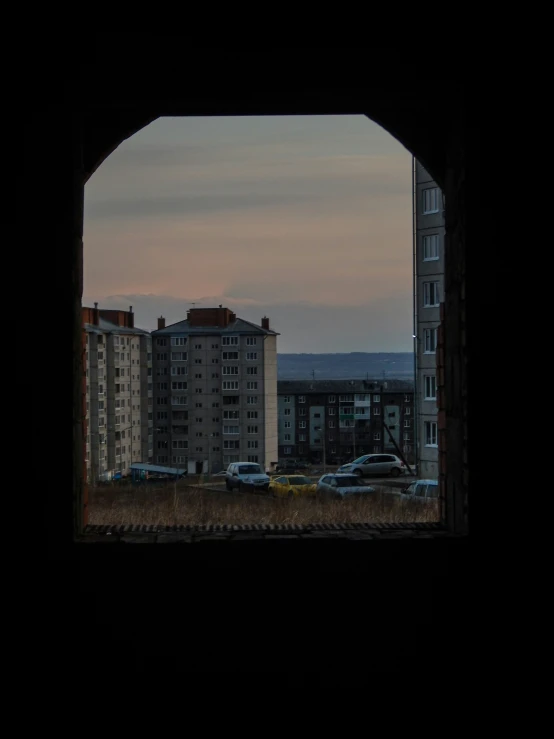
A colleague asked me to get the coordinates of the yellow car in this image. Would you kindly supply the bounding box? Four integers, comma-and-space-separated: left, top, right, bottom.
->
268, 475, 317, 499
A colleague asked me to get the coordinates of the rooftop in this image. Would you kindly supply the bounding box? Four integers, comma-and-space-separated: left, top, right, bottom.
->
153, 316, 279, 336
84, 317, 150, 336
277, 378, 414, 394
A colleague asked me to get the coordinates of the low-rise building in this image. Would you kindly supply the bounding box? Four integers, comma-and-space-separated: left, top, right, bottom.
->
277, 379, 414, 466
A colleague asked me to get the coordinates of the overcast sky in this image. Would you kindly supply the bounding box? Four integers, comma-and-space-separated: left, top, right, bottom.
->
83, 115, 413, 352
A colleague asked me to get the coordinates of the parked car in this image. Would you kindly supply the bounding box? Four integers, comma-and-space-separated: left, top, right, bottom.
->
316, 474, 377, 500
337, 454, 406, 478
225, 462, 270, 492
268, 475, 316, 499
400, 479, 438, 502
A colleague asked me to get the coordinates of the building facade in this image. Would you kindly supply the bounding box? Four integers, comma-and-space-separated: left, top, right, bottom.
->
414, 158, 445, 479
83, 305, 153, 482
277, 379, 415, 466
151, 307, 279, 475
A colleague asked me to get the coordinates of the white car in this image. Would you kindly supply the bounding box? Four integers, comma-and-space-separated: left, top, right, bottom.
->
337, 454, 407, 478
225, 462, 270, 492
316, 473, 377, 500
400, 479, 438, 502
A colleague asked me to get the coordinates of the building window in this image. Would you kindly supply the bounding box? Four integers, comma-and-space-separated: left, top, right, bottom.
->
247, 381, 258, 390
299, 421, 306, 429
195, 403, 203, 408
194, 373, 202, 379
246, 352, 258, 361
246, 337, 257, 346
194, 344, 202, 350
222, 336, 239, 346
247, 455, 259, 463
284, 408, 291, 416
247, 440, 258, 449
222, 366, 239, 375
425, 375, 437, 400
425, 421, 438, 447
405, 407, 411, 415
211, 344, 219, 349
247, 411, 258, 419
424, 328, 438, 353
328, 396, 336, 403
223, 426, 239, 435
298, 434, 306, 442
157, 382, 168, 391
248, 425, 258, 434
224, 440, 240, 450
284, 396, 291, 403
423, 281, 440, 307
423, 233, 440, 261
223, 410, 239, 420
423, 187, 440, 214
373, 432, 381, 440
172, 381, 187, 390
222, 351, 239, 361
194, 359, 202, 364
157, 455, 168, 464
195, 447, 203, 452
172, 396, 187, 406
171, 366, 187, 376
211, 358, 219, 364
298, 396, 306, 403
194, 388, 203, 394
246, 367, 258, 375
403, 433, 410, 441
284, 447, 291, 455
328, 407, 336, 415
298, 408, 306, 416
172, 440, 188, 449
284, 421, 291, 429
212, 402, 220, 408
156, 338, 167, 347
329, 420, 335, 428
170, 352, 187, 361
157, 397, 168, 405
156, 411, 168, 420
404, 419, 410, 428
222, 381, 239, 390
171, 337, 187, 346
373, 395, 380, 402
156, 353, 168, 361
247, 396, 258, 405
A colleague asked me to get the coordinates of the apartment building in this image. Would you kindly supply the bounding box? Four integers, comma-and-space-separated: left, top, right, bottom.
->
151, 306, 279, 475
277, 379, 414, 465
83, 304, 153, 482
413, 158, 445, 479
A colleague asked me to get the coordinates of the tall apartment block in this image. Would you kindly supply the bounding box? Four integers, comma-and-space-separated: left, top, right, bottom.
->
151, 307, 279, 475
83, 304, 153, 482
277, 379, 414, 465
413, 158, 445, 479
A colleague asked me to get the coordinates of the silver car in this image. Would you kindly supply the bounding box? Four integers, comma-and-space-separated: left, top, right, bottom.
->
316, 474, 377, 500
337, 453, 406, 478
400, 479, 438, 502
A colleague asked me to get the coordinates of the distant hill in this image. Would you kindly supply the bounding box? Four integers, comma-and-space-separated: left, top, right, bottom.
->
277, 352, 414, 380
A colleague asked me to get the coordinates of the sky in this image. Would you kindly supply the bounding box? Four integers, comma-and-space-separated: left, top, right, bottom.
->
83, 115, 413, 352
